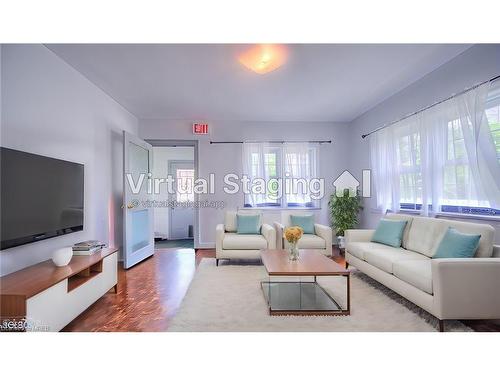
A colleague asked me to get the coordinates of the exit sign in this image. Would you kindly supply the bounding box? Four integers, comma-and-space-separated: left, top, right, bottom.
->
193, 123, 209, 134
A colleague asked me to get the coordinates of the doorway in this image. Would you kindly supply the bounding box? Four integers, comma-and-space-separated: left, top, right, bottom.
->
149, 140, 198, 250
168, 159, 194, 240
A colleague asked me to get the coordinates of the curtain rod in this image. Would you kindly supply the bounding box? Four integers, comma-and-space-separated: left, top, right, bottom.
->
361, 74, 500, 139
210, 140, 332, 144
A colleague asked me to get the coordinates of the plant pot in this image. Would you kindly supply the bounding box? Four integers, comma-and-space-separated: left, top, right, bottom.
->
337, 236, 346, 249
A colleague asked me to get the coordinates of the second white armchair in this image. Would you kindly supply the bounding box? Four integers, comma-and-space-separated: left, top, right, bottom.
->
274, 212, 333, 256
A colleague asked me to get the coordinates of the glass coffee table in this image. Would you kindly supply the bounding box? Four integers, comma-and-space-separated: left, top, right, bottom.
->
260, 249, 350, 316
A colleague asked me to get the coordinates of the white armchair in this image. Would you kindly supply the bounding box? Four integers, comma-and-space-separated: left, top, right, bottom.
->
274, 212, 333, 256
215, 211, 276, 266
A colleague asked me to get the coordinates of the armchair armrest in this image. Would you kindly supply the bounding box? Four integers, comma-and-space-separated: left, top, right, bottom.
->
314, 224, 332, 256
345, 229, 375, 243
273, 222, 284, 249
432, 258, 500, 319
261, 224, 276, 250
493, 244, 500, 258
216, 224, 225, 257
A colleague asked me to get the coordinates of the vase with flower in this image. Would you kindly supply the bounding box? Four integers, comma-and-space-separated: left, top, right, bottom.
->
284, 226, 304, 261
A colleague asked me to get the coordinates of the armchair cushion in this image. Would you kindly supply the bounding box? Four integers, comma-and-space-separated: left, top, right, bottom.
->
296, 234, 325, 249
222, 234, 267, 250
290, 214, 315, 234
236, 214, 261, 234
225, 210, 262, 232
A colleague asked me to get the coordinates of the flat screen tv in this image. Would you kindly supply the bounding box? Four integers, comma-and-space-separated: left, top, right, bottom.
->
1, 147, 84, 250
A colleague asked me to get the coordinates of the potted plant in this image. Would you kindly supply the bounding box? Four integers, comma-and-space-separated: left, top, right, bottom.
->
328, 188, 363, 249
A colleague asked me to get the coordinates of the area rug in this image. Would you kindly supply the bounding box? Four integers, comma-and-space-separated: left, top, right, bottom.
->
168, 259, 471, 332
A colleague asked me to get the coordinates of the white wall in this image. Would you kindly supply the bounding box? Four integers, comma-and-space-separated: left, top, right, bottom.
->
152, 146, 194, 238
140, 119, 350, 247
0, 44, 138, 276
349, 44, 500, 243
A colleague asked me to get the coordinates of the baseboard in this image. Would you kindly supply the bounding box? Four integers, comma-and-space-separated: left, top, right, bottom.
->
196, 242, 215, 249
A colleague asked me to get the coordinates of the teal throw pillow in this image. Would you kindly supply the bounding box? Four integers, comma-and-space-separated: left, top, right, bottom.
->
371, 219, 407, 248
433, 228, 481, 259
290, 215, 315, 234
236, 214, 261, 234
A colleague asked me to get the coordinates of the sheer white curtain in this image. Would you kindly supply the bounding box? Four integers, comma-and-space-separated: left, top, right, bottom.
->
370, 80, 500, 215
370, 126, 398, 213
283, 142, 316, 206
242, 142, 274, 206
455, 82, 500, 207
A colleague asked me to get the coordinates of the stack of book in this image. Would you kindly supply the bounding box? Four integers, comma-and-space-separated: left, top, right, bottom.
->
72, 240, 106, 255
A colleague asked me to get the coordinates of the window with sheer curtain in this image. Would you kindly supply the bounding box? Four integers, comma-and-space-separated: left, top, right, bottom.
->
242, 142, 319, 208
370, 79, 500, 217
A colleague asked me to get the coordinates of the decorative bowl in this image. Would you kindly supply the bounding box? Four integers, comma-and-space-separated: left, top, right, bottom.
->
52, 247, 73, 267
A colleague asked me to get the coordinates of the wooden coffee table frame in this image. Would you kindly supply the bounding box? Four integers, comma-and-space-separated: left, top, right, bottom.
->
260, 249, 350, 316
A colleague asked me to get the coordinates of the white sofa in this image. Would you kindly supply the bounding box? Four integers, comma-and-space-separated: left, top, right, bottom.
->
274, 212, 333, 257
216, 211, 276, 265
345, 213, 500, 331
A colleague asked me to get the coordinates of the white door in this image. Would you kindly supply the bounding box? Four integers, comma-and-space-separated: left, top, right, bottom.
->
123, 131, 154, 269
169, 161, 194, 239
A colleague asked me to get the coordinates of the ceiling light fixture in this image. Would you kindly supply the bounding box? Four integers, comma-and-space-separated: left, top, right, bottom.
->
238, 44, 287, 74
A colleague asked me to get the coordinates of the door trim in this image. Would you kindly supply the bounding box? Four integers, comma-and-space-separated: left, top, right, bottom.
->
145, 139, 200, 249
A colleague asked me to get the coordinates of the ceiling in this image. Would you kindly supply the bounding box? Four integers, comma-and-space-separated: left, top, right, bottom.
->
47, 44, 471, 122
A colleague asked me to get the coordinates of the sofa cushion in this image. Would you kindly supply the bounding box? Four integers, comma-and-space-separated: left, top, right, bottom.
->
385, 213, 415, 249
371, 219, 408, 247
393, 260, 433, 294
439, 219, 494, 258
406, 217, 447, 257
223, 233, 267, 250
433, 228, 481, 259
406, 216, 495, 258
364, 247, 429, 274
346, 241, 397, 260
295, 234, 326, 249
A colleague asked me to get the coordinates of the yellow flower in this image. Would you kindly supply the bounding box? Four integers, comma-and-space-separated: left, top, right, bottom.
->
284, 226, 303, 244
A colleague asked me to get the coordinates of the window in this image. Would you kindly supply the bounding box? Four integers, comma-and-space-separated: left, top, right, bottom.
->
371, 80, 500, 217
397, 131, 422, 208
243, 143, 319, 208
176, 169, 194, 202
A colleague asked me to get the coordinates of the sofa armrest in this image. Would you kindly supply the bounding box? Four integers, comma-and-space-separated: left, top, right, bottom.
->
432, 258, 500, 319
345, 229, 375, 243
274, 222, 284, 249
261, 224, 276, 250
216, 224, 225, 257
493, 244, 500, 258
314, 224, 332, 256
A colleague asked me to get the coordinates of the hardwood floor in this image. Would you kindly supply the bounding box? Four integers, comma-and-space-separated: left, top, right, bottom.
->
62, 247, 499, 332
63, 248, 215, 332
